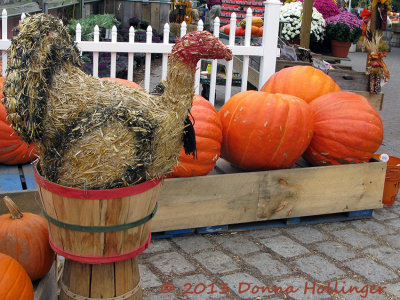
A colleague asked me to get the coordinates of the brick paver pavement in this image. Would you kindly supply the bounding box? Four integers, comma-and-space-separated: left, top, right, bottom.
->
139, 47, 400, 299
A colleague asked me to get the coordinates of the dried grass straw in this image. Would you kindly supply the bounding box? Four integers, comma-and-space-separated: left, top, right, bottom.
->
169, 22, 198, 37
3, 14, 196, 189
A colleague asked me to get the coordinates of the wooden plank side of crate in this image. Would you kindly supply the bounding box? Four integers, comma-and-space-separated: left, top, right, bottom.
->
151, 161, 385, 232
351, 90, 384, 111
0, 161, 386, 232
327, 69, 368, 91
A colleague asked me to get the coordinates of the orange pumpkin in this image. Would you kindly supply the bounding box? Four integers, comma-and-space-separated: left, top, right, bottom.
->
0, 77, 37, 165
219, 91, 313, 170
250, 25, 261, 36
260, 66, 342, 103
0, 253, 34, 300
0, 196, 55, 281
102, 77, 144, 90
255, 27, 263, 37
221, 25, 246, 36
169, 95, 223, 177
303, 91, 384, 166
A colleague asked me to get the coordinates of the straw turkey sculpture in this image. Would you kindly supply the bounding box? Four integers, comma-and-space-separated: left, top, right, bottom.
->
3, 14, 232, 189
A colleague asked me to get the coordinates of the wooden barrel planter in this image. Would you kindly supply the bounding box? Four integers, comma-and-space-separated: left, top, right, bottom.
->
33, 163, 162, 299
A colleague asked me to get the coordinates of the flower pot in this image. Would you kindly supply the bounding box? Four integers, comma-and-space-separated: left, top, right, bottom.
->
373, 154, 400, 205
331, 40, 351, 58
288, 38, 300, 45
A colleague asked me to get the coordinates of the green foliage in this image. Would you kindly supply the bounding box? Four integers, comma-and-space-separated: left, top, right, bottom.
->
67, 14, 120, 41
326, 22, 362, 43
393, 0, 400, 11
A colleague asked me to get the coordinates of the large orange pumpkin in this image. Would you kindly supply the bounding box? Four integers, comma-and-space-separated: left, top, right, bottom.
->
169, 94, 223, 177
0, 252, 34, 300
0, 196, 55, 281
260, 66, 341, 103
219, 91, 313, 170
0, 77, 37, 164
303, 91, 384, 166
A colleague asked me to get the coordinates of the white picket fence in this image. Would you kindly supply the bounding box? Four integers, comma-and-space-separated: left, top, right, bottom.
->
0, 0, 281, 105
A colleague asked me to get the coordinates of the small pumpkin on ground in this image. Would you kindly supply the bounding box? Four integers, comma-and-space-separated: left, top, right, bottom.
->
260, 66, 342, 103
169, 94, 223, 177
0, 77, 37, 165
0, 252, 34, 300
0, 196, 55, 281
220, 24, 246, 36
239, 17, 263, 28
219, 91, 313, 171
303, 91, 384, 166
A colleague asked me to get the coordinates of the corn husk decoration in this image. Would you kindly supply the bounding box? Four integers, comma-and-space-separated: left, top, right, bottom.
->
3, 13, 232, 189
364, 31, 390, 93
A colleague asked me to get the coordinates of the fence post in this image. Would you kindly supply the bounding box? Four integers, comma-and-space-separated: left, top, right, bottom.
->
128, 26, 135, 81
93, 25, 99, 77
76, 23, 82, 42
241, 8, 253, 92
161, 23, 169, 81
194, 19, 204, 95
144, 26, 153, 91
258, 0, 281, 89
1, 9, 6, 40
209, 17, 220, 106
224, 12, 237, 102
180, 21, 187, 37
110, 25, 117, 78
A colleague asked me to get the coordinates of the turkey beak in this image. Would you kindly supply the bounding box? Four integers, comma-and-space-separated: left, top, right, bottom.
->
225, 48, 233, 61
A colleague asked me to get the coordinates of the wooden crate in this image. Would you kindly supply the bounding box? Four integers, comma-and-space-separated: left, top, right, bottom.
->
0, 159, 386, 235
152, 159, 385, 232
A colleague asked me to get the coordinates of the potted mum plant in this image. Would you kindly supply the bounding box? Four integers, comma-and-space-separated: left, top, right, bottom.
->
325, 9, 363, 57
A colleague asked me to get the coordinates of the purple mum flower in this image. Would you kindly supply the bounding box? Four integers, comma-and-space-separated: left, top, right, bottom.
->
325, 8, 362, 30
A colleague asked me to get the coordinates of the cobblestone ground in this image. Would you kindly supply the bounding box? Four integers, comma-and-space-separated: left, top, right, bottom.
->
140, 201, 400, 299
139, 47, 400, 300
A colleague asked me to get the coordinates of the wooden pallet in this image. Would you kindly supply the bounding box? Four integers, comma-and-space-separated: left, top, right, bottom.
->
0, 158, 386, 237
153, 209, 373, 239
0, 163, 42, 214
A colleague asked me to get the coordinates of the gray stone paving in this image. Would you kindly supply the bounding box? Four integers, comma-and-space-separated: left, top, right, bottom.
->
193, 250, 240, 274
139, 48, 400, 299
344, 258, 398, 282
212, 235, 260, 255
294, 255, 346, 282
285, 226, 328, 244
173, 235, 214, 253
243, 253, 291, 277
331, 228, 379, 248
259, 235, 310, 258
314, 241, 357, 261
